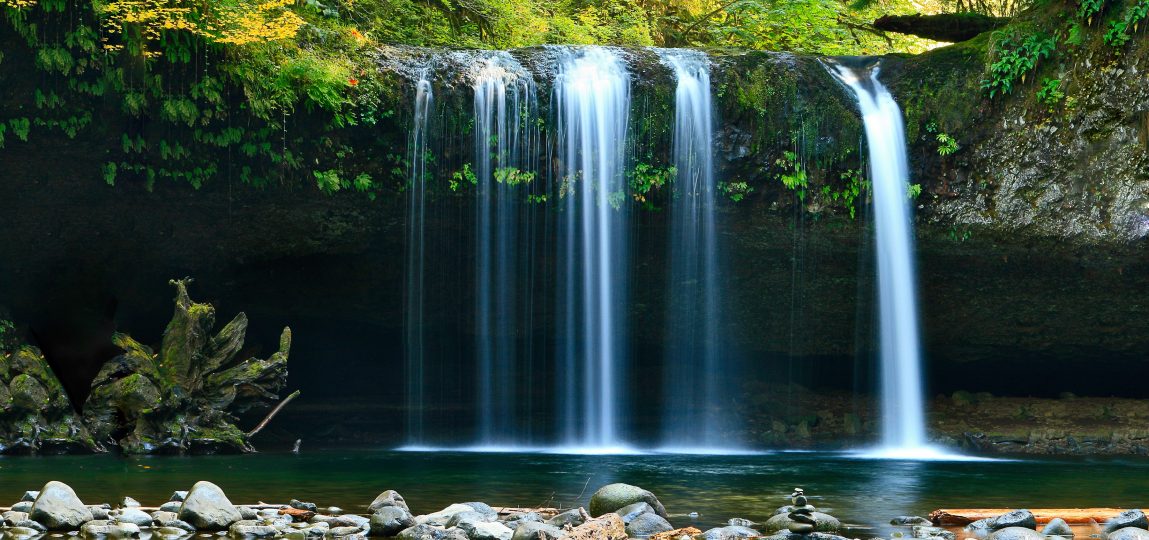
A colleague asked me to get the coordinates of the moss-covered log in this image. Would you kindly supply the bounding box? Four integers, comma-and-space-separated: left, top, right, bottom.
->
873, 13, 1008, 42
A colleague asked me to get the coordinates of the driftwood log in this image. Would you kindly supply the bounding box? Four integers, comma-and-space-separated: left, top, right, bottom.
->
873, 13, 1008, 42
930, 508, 1137, 525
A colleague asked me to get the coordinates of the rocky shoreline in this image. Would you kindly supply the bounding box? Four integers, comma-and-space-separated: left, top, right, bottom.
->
3, 480, 1146, 540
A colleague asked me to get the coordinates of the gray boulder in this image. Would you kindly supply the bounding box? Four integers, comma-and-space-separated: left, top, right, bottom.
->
993, 511, 1037, 531
170, 491, 188, 503
503, 512, 542, 531
546, 508, 587, 528
728, 518, 757, 527
13, 519, 47, 533
112, 508, 154, 527
417, 504, 477, 527
291, 500, 319, 513
331, 514, 371, 529
229, 522, 281, 538
10, 501, 33, 513
81, 520, 141, 537
986, 527, 1045, 540
460, 521, 513, 540
892, 517, 933, 526
120, 497, 141, 509
1106, 511, 1149, 533
395, 524, 450, 540
90, 505, 112, 520
615, 502, 655, 524
160, 519, 197, 533
159, 502, 182, 513
151, 511, 178, 524
369, 490, 410, 513
588, 483, 667, 518
700, 525, 761, 540
1041, 518, 1073, 537
20, 491, 40, 503
446, 511, 491, 528
510, 522, 564, 540
3, 511, 30, 525
1108, 528, 1149, 540
30, 481, 94, 530
461, 503, 498, 521
913, 526, 957, 540
237, 506, 259, 520
370, 506, 416, 536
328, 525, 367, 536
764, 512, 841, 533
625, 512, 673, 538
177, 481, 242, 530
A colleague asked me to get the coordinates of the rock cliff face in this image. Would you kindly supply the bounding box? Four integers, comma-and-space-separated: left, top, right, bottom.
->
1, 19, 1148, 449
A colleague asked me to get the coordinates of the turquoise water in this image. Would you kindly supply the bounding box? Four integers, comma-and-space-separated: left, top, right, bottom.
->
2, 450, 1148, 532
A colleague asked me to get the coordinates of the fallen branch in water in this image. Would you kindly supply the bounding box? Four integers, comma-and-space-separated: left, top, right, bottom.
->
247, 390, 301, 438
931, 508, 1135, 525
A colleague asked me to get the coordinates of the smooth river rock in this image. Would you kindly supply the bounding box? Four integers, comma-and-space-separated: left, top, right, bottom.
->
993, 510, 1037, 530
1041, 518, 1074, 537
511, 522, 564, 540
699, 525, 761, 540
546, 508, 587, 528
368, 490, 410, 513
588, 483, 668, 518
370, 506, 416, 536
1108, 528, 1149, 540
986, 526, 1045, 540
1106, 511, 1149, 533
416, 504, 478, 526
177, 481, 242, 530
30, 481, 94, 530
764, 511, 841, 533
626, 512, 674, 538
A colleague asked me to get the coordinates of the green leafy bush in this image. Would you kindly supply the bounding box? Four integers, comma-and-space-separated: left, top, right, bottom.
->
981, 32, 1056, 97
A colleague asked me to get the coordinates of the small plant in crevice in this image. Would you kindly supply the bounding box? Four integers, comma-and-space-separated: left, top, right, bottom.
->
718, 181, 754, 202
982, 32, 1057, 98
1078, 0, 1106, 24
628, 162, 675, 207
1037, 77, 1066, 108
775, 151, 809, 202
820, 168, 867, 219
1104, 0, 1148, 47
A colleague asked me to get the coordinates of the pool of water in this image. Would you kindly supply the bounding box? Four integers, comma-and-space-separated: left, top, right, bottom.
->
2, 449, 1148, 533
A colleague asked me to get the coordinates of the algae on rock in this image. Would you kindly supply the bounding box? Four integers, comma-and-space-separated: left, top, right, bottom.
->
0, 278, 291, 455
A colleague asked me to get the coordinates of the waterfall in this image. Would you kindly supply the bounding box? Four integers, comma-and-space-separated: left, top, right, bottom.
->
657, 50, 731, 450
404, 69, 433, 446
471, 53, 539, 445
831, 62, 938, 458
554, 47, 632, 450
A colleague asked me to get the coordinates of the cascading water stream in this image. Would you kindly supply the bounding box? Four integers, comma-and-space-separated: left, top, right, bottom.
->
657, 50, 732, 450
831, 62, 950, 459
404, 69, 434, 446
554, 47, 632, 451
471, 54, 539, 445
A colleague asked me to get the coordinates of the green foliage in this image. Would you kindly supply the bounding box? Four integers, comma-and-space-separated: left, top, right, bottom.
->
927, 122, 960, 156
494, 167, 536, 185
451, 164, 477, 192
718, 181, 753, 202
907, 183, 922, 199
314, 169, 376, 199
628, 162, 674, 208
1104, 0, 1148, 46
981, 32, 1056, 98
8, 117, 30, 141
1077, 0, 1105, 23
820, 168, 867, 219
775, 151, 809, 202
1036, 77, 1065, 106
